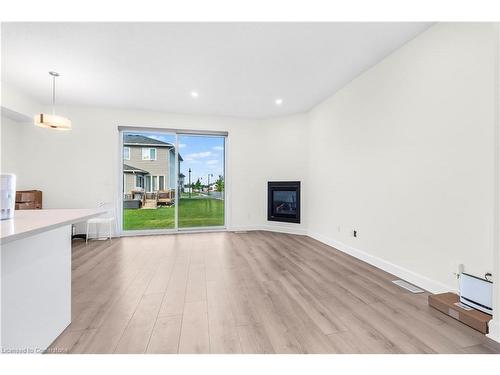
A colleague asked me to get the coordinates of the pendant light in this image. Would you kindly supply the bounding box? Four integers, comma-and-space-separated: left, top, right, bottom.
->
34, 71, 72, 130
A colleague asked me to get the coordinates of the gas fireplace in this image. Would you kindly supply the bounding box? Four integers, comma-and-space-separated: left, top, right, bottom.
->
267, 181, 301, 223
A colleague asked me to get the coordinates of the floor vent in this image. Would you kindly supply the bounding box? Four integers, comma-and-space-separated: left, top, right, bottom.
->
392, 280, 424, 294
233, 230, 249, 234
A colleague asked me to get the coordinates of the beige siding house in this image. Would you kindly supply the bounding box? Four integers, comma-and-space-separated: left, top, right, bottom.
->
122, 134, 182, 195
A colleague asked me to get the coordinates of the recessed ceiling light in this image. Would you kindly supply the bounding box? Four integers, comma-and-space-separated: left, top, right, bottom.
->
275, 98, 283, 106
191, 91, 199, 98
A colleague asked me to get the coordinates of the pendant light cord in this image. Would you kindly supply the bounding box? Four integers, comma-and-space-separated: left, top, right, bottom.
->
52, 74, 56, 115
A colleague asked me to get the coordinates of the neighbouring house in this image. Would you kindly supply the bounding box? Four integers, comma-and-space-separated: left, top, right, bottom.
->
122, 134, 182, 197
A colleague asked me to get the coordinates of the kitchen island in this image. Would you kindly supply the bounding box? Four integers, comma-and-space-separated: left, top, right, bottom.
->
0, 209, 104, 353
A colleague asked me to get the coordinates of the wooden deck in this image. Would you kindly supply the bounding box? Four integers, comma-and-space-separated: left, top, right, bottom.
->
124, 190, 175, 209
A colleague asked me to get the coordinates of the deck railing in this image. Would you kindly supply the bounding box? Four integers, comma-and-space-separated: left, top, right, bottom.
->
145, 192, 157, 200
124, 190, 176, 207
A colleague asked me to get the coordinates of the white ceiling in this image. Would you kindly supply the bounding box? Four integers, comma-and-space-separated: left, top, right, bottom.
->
2, 22, 432, 118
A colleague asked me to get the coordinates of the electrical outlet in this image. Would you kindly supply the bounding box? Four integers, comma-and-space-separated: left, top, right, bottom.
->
451, 262, 464, 278
337, 225, 341, 232
353, 230, 357, 238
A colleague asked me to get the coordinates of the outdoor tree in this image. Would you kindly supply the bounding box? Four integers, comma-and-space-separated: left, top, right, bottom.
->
194, 178, 202, 191
215, 175, 224, 192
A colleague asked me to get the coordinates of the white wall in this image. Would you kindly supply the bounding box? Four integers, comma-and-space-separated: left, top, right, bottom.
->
488, 23, 500, 343
0, 85, 309, 232
307, 23, 498, 293
0, 115, 22, 175
246, 114, 309, 234
1, 82, 41, 117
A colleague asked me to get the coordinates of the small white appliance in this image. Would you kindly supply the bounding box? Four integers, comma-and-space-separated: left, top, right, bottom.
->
459, 272, 493, 315
1, 174, 16, 220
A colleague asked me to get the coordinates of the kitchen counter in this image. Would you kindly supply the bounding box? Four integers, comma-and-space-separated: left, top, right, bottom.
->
0, 208, 105, 244
0, 208, 105, 353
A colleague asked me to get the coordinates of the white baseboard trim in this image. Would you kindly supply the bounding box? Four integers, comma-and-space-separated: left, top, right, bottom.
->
228, 225, 307, 236
227, 225, 261, 232
487, 320, 500, 343
307, 231, 454, 295
260, 225, 308, 236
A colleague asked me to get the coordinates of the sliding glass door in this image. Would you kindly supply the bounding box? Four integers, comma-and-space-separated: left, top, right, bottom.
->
122, 131, 178, 231
121, 130, 225, 233
178, 134, 225, 229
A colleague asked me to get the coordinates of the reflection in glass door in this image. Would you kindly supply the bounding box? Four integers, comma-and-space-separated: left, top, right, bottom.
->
178, 134, 225, 228
122, 131, 178, 231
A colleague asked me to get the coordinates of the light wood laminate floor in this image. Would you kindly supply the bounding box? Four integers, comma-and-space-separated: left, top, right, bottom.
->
49, 231, 500, 354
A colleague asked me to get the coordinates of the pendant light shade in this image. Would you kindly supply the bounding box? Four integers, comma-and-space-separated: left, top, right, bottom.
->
34, 113, 72, 130
34, 71, 72, 130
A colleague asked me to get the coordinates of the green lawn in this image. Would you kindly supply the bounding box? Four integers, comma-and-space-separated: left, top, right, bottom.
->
180, 192, 205, 198
123, 198, 224, 230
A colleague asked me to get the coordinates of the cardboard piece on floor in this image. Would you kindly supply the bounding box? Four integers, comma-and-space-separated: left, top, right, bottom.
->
428, 292, 491, 334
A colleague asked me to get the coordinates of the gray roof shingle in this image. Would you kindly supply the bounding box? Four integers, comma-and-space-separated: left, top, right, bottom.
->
124, 134, 172, 146
123, 134, 183, 161
123, 164, 148, 173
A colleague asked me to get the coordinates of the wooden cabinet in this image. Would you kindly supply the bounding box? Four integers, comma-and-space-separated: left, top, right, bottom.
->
15, 190, 42, 210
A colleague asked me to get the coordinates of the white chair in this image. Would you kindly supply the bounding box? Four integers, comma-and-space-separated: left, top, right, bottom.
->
86, 217, 114, 243
85, 202, 115, 243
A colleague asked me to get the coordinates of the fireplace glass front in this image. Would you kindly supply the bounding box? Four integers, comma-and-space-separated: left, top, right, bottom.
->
267, 181, 300, 223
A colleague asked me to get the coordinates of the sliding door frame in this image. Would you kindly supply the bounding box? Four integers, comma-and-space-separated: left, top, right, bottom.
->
117, 126, 228, 236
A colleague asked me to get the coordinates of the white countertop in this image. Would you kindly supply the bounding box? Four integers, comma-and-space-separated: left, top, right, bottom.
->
0, 209, 106, 244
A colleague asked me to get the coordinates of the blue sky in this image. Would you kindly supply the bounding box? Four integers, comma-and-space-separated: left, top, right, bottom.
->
139, 132, 224, 185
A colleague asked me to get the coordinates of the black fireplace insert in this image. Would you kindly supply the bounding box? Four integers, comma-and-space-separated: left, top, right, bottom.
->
267, 181, 300, 223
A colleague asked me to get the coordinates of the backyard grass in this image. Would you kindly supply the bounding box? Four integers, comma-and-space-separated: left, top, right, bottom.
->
123, 198, 224, 230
